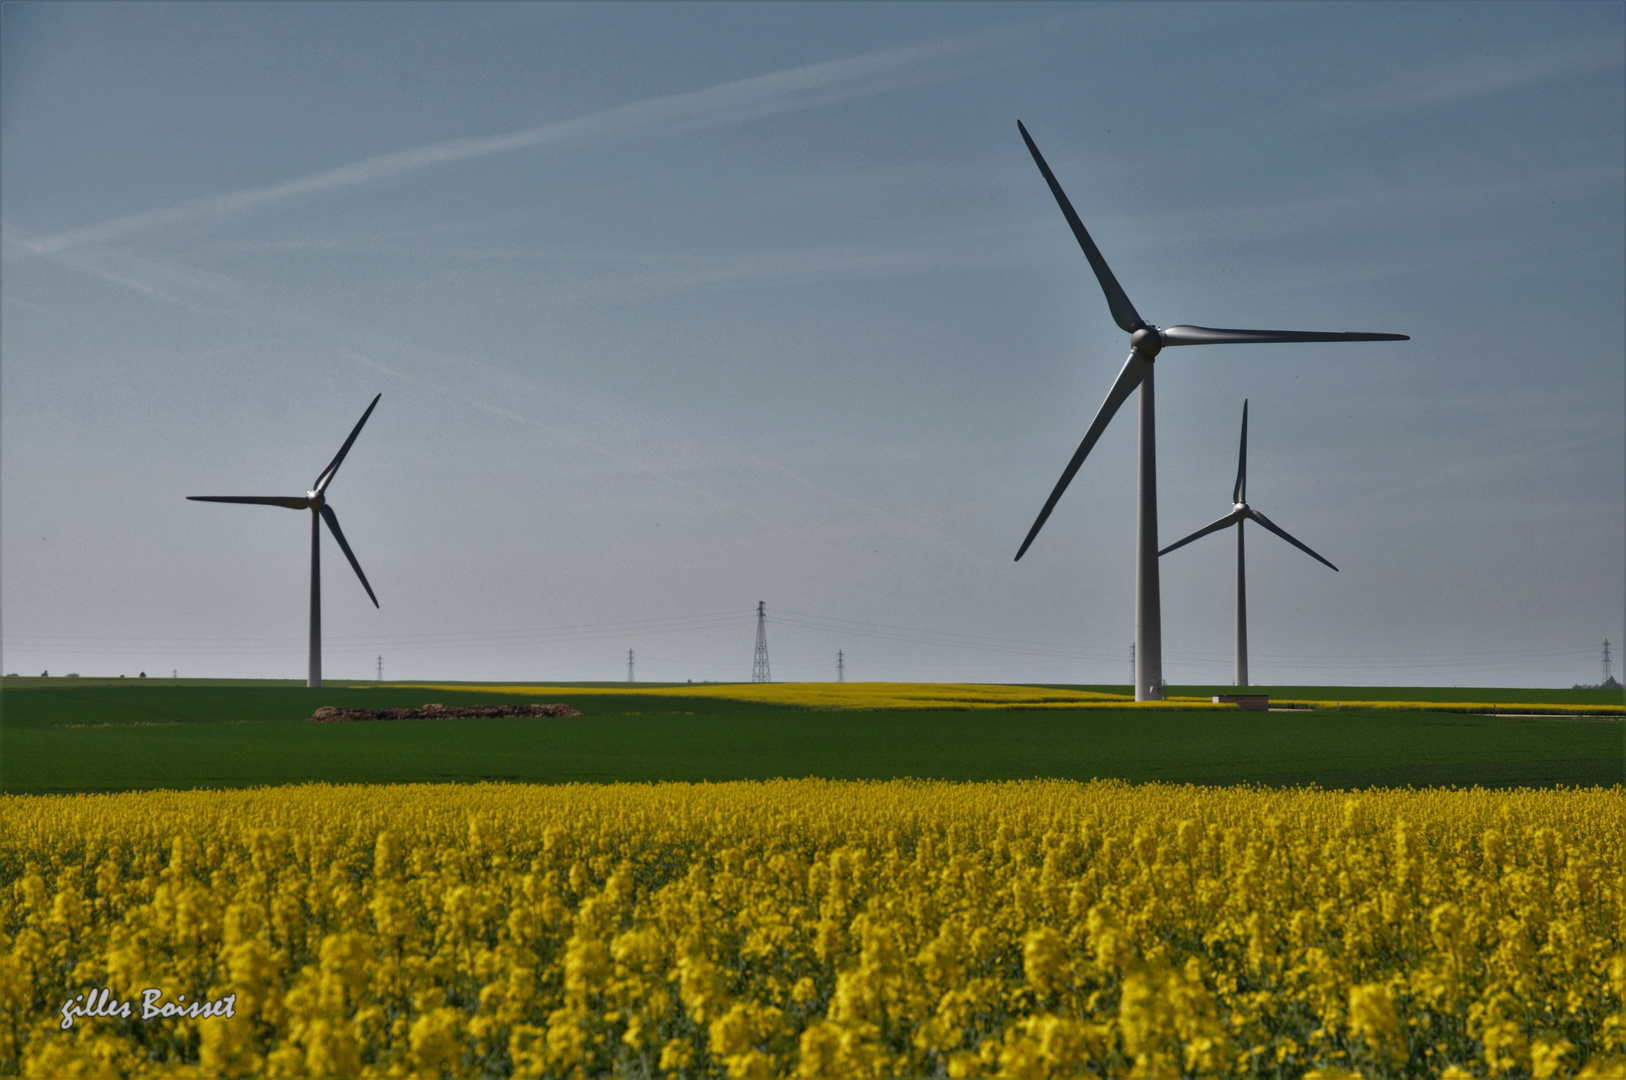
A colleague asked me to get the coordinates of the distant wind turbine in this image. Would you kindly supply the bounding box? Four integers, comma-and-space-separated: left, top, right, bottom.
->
1011, 121, 1406, 700
189, 394, 381, 688
1160, 400, 1338, 687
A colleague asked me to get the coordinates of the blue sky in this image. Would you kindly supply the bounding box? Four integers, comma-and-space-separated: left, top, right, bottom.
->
3, 2, 1621, 686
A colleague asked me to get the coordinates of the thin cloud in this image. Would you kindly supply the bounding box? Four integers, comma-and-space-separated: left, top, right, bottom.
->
0, 292, 49, 312
18, 22, 1044, 257
8, 209, 913, 537
333, 348, 430, 389
45, 250, 184, 305
529, 231, 1037, 299
330, 347, 788, 532
1347, 432, 1621, 510
1306, 36, 1623, 118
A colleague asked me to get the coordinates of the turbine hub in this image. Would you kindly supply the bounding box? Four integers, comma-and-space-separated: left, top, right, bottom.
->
1130, 326, 1162, 359
1234, 502, 1248, 516
307, 492, 325, 509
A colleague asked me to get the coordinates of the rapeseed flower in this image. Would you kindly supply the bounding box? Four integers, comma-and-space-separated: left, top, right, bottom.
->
1, 779, 1619, 1076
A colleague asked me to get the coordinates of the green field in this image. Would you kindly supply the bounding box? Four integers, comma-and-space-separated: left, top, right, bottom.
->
2, 678, 1619, 794
1171, 684, 1625, 706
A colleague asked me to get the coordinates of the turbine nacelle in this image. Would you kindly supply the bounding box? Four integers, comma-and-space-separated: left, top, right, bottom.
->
1130, 326, 1163, 359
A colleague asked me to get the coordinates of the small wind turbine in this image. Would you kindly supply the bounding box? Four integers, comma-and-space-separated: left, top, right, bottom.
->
189, 394, 381, 688
1160, 400, 1338, 687
1011, 121, 1406, 700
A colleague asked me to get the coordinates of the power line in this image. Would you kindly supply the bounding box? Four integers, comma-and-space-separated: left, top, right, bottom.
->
7, 606, 1600, 668
773, 610, 1124, 660
7, 637, 1600, 677
6, 605, 1608, 683
2, 610, 749, 654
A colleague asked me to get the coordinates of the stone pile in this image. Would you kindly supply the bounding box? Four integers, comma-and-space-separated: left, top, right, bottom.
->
310, 702, 581, 722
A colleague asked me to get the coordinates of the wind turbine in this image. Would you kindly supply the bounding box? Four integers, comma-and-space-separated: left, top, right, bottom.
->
1011, 121, 1406, 700
189, 394, 381, 688
1160, 400, 1338, 687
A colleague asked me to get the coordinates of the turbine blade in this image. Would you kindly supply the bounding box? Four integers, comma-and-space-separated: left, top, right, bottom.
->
1248, 509, 1339, 571
1159, 325, 1409, 346
319, 504, 379, 607
1015, 348, 1148, 560
312, 393, 381, 495
1158, 511, 1241, 557
1233, 399, 1248, 505
1017, 121, 1143, 333
187, 495, 310, 509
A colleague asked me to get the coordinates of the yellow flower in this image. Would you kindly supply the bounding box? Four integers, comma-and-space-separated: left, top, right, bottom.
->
1531, 1037, 1576, 1079
0, 779, 1618, 1078
1021, 926, 1068, 998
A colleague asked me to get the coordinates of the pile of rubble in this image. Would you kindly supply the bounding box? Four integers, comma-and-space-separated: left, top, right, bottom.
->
310, 702, 581, 723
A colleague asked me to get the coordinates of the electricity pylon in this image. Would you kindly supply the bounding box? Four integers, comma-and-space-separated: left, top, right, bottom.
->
752, 602, 771, 683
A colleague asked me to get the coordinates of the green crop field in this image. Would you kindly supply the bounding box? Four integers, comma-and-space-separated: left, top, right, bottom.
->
1168, 684, 1626, 706
2, 677, 1619, 794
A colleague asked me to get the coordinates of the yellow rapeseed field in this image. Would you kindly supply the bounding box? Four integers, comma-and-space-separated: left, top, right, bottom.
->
395, 683, 1226, 711
2, 780, 1621, 1078
387, 681, 1626, 716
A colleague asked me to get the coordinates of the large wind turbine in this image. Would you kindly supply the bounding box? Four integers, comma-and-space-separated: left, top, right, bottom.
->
189, 394, 381, 688
1160, 400, 1338, 687
1012, 121, 1406, 700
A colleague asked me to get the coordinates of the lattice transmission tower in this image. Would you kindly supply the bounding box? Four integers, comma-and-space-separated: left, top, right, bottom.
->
1605, 639, 1613, 685
752, 601, 771, 683
628, 649, 635, 684
837, 650, 844, 683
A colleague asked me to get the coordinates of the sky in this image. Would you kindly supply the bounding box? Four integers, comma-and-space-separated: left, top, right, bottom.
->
2, 1, 1622, 688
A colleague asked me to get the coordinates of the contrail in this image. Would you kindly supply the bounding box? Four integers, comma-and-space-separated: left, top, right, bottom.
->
19, 24, 1035, 256
329, 348, 788, 532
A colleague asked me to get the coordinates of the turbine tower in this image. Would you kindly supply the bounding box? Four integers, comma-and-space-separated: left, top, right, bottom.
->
1159, 401, 1339, 687
1011, 121, 1407, 700
189, 394, 382, 688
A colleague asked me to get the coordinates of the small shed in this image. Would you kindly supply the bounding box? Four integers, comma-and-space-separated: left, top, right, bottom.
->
1213, 694, 1270, 711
